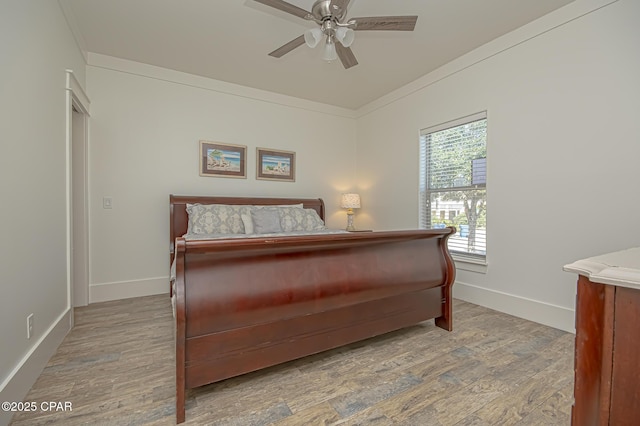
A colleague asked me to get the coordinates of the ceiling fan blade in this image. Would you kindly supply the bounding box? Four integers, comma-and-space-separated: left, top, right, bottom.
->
351, 16, 418, 31
254, 0, 311, 20
268, 35, 305, 58
335, 43, 358, 69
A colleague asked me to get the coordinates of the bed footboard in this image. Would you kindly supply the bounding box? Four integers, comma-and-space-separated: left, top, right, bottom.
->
173, 228, 455, 423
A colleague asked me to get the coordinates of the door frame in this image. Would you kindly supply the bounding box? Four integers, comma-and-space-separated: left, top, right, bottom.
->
66, 70, 91, 322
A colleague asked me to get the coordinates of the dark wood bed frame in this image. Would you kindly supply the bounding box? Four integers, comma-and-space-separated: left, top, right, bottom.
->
170, 195, 456, 423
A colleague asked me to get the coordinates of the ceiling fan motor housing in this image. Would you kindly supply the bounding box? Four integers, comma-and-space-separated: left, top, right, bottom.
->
310, 0, 346, 22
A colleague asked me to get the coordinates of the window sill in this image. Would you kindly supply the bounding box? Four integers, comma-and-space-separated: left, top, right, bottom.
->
452, 254, 488, 274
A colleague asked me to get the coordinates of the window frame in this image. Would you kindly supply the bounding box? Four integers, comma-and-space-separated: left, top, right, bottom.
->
419, 111, 488, 265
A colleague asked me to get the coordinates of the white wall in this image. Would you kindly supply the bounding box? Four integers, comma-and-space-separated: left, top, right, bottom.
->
2, 5, 636, 419
0, 1, 86, 425
85, 55, 357, 302
355, 0, 640, 332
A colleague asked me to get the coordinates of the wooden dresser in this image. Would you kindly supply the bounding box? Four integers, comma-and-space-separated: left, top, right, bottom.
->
564, 248, 640, 426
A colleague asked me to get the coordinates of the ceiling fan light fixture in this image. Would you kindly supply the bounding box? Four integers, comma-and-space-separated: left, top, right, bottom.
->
322, 37, 338, 62
258, 0, 418, 69
304, 28, 323, 48
335, 27, 354, 47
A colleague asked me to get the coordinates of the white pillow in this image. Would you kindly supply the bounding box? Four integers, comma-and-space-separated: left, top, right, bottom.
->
241, 214, 254, 234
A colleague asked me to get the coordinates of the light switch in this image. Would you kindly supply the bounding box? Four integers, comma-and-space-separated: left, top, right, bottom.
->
103, 197, 113, 209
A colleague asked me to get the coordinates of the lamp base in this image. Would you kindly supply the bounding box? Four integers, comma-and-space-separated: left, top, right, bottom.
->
345, 211, 356, 231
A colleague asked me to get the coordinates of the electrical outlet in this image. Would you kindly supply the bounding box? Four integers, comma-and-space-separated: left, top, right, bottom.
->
27, 314, 34, 339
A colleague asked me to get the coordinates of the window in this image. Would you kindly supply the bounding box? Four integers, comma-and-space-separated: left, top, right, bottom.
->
419, 112, 487, 261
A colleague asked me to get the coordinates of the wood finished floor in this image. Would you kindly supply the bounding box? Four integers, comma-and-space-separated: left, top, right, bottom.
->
11, 295, 574, 426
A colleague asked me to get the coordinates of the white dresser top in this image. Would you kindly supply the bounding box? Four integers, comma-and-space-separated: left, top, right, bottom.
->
564, 247, 640, 289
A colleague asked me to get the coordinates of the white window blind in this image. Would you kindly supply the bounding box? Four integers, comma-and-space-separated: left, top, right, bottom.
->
419, 112, 487, 260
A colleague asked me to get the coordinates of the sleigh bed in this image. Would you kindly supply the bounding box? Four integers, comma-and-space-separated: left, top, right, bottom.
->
170, 195, 456, 423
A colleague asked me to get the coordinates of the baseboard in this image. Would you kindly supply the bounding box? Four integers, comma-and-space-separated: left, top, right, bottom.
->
0, 308, 72, 426
453, 280, 576, 333
89, 276, 169, 303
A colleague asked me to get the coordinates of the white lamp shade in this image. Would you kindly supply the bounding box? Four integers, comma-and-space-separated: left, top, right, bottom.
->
341, 193, 361, 209
304, 28, 323, 48
322, 38, 338, 61
335, 27, 355, 47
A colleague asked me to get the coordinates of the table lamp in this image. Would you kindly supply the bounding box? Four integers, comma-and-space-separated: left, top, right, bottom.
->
340, 193, 361, 231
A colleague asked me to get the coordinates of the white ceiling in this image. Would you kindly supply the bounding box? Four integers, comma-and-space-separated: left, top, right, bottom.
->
60, 0, 574, 110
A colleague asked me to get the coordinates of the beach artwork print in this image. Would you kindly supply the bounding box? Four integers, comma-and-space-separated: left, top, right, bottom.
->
199, 141, 247, 178
207, 148, 241, 172
261, 154, 290, 175
256, 148, 295, 182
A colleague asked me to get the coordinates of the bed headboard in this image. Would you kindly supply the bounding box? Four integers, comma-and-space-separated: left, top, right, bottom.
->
169, 195, 325, 253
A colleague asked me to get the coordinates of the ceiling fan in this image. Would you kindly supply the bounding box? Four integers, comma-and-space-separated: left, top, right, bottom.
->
254, 0, 418, 69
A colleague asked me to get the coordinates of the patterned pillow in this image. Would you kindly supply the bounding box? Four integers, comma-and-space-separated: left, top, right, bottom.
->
278, 208, 326, 232
186, 204, 251, 234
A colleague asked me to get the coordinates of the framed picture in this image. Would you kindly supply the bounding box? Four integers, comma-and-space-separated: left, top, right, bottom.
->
199, 141, 247, 178
256, 148, 296, 182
